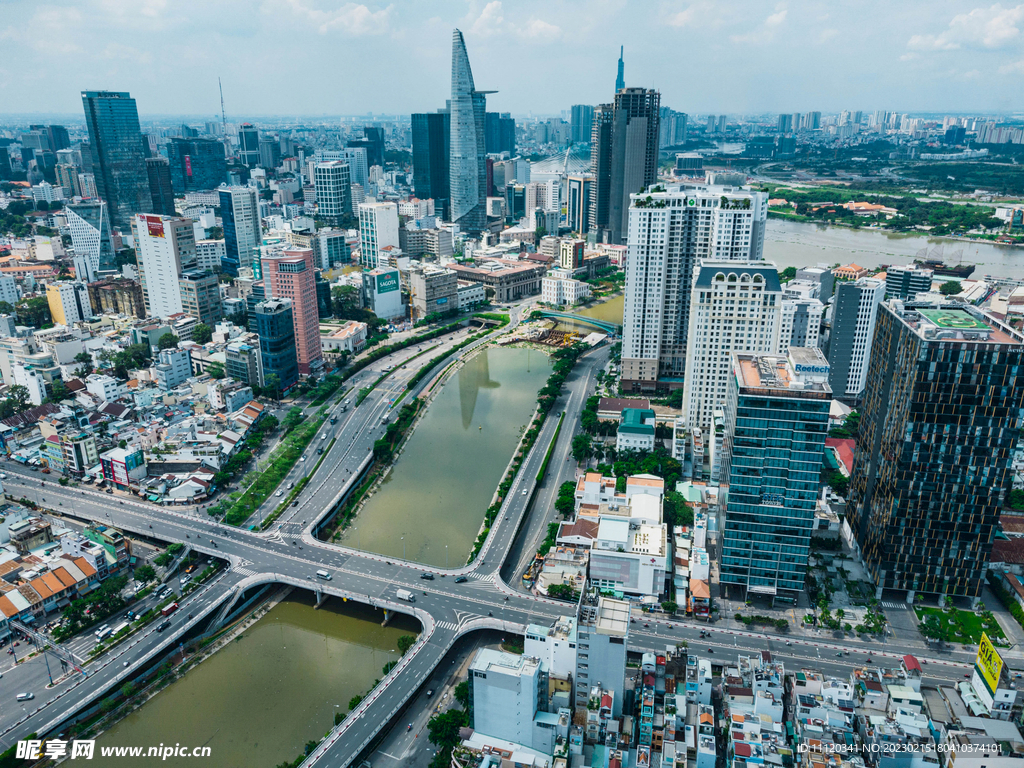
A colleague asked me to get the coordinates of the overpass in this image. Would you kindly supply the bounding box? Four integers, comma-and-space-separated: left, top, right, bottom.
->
535, 310, 621, 335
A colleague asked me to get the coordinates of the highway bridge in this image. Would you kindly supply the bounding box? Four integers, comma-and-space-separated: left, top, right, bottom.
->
534, 310, 621, 334
0, 304, 977, 767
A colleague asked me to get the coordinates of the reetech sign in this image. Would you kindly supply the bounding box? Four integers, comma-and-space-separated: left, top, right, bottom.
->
976, 632, 1004, 695
376, 272, 400, 294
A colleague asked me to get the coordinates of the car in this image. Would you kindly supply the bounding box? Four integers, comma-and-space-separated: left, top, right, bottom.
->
300, 456, 306, 462
156, 620, 171, 632
426, 689, 434, 697
420, 573, 434, 580
521, 489, 528, 496
276, 490, 284, 497
454, 576, 467, 583
16, 693, 33, 702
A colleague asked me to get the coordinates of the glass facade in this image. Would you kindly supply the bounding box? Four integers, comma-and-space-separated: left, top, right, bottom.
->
411, 111, 450, 220
449, 29, 487, 234
166, 138, 227, 192
254, 299, 298, 391
81, 91, 153, 229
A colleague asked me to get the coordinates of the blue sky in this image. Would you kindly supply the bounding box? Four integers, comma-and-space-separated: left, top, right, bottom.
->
1, 0, 1022, 117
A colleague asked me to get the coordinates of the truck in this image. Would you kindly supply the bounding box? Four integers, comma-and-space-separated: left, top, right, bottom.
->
110, 621, 130, 638
396, 589, 415, 603
161, 602, 179, 617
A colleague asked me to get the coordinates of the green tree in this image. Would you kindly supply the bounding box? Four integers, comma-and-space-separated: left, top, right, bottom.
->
192, 323, 213, 344
397, 634, 417, 655
264, 373, 282, 402
662, 601, 678, 614
427, 709, 469, 759
547, 584, 576, 601
571, 434, 592, 463
454, 681, 470, 710
939, 280, 962, 295
15, 296, 52, 328
0, 301, 13, 314
158, 332, 179, 350
73, 351, 93, 376
206, 361, 226, 379
332, 285, 361, 319
555, 481, 576, 517
134, 564, 157, 583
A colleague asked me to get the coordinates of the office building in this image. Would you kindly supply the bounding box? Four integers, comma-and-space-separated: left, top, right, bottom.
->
484, 112, 516, 155
615, 45, 625, 90
449, 28, 489, 234
409, 265, 457, 320
178, 271, 222, 326
314, 228, 351, 270
346, 126, 384, 170
0, 277, 18, 307
885, 264, 934, 299
86, 278, 145, 318
259, 136, 281, 170
412, 110, 450, 220
81, 90, 152, 228
260, 247, 322, 375
570, 104, 594, 143
683, 261, 783, 431
219, 186, 261, 276
847, 302, 1024, 599
590, 89, 660, 244
195, 239, 225, 272
559, 239, 584, 271
314, 161, 351, 227
154, 347, 192, 391
362, 268, 404, 321
659, 108, 688, 147
566, 175, 593, 234
166, 137, 227, 192
620, 185, 770, 393
132, 214, 197, 319
146, 156, 175, 216
225, 340, 261, 387
358, 201, 399, 270
778, 298, 824, 353
56, 163, 81, 197
254, 298, 298, 391
238, 124, 260, 167
575, 592, 629, 717
46, 282, 90, 325
718, 348, 831, 598
825, 277, 885, 401
468, 649, 549, 751
66, 201, 116, 283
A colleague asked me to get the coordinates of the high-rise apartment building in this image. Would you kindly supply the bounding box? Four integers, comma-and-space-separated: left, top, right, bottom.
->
848, 302, 1024, 599
588, 105, 614, 237
313, 161, 351, 227
825, 277, 885, 401
620, 185, 769, 393
449, 29, 488, 234
777, 114, 793, 133
467, 649, 549, 751
46, 282, 91, 325
258, 136, 281, 170
777, 298, 824, 353
219, 186, 261, 276
66, 201, 116, 283
570, 104, 594, 143
81, 90, 152, 229
411, 110, 450, 220
683, 261, 783, 431
358, 202, 400, 271
884, 264, 933, 299
56, 163, 81, 197
260, 247, 322, 376
238, 124, 260, 167
146, 157, 175, 216
178, 271, 222, 326
132, 214, 197, 319
719, 348, 831, 598
575, 592, 629, 717
166, 137, 227, 192
659, 108, 688, 147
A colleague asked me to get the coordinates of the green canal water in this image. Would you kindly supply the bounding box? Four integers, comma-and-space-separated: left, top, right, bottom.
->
349, 346, 551, 567
92, 596, 418, 768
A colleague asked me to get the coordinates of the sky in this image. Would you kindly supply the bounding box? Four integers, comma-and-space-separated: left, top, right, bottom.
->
1, 0, 1023, 119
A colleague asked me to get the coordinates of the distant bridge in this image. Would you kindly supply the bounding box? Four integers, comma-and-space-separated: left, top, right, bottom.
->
535, 311, 621, 334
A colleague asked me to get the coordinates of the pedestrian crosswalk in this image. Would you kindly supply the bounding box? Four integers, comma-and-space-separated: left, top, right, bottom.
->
234, 566, 259, 578
881, 602, 907, 610
435, 621, 459, 632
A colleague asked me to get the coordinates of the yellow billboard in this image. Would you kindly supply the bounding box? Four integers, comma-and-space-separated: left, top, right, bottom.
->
976, 632, 1004, 694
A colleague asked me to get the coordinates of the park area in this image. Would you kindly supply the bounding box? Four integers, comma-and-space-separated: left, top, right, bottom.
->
915, 604, 1005, 644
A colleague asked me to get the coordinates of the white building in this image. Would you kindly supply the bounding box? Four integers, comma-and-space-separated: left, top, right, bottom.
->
358, 202, 400, 271
0, 277, 18, 306
154, 347, 192, 391
778, 298, 824, 354
85, 374, 128, 402
456, 280, 486, 310
621, 184, 768, 390
541, 273, 592, 307
826, 277, 885, 400
11, 364, 47, 405
132, 214, 198, 319
468, 649, 548, 750
683, 261, 783, 431
66, 200, 116, 283
195, 239, 225, 272
589, 517, 668, 598
218, 186, 261, 276
314, 161, 351, 226
361, 268, 404, 320
524, 615, 577, 680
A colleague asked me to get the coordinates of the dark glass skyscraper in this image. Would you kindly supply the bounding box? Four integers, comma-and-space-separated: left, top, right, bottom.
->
570, 105, 594, 143
81, 90, 153, 229
145, 157, 175, 216
847, 301, 1024, 599
449, 28, 489, 234
411, 111, 450, 219
238, 124, 260, 167
484, 112, 515, 155
254, 298, 298, 392
166, 138, 227, 192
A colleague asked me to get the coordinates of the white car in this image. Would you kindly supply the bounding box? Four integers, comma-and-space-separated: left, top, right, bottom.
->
275, 490, 284, 497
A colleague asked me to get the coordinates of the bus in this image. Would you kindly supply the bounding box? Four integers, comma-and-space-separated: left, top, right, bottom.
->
110, 621, 130, 638
94, 625, 112, 641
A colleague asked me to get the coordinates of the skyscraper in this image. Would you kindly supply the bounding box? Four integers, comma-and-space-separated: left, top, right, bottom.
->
847, 302, 1024, 599
260, 247, 323, 376
81, 91, 152, 229
484, 112, 515, 155
719, 348, 831, 599
566, 175, 593, 234
66, 200, 116, 283
219, 186, 261, 277
132, 214, 197, 319
146, 157, 175, 216
254, 298, 298, 391
238, 124, 260, 167
824, 277, 885, 401
449, 28, 490, 234
313, 161, 352, 227
620, 185, 769, 394
166, 137, 227, 192
591, 88, 660, 244
570, 104, 594, 143
615, 46, 625, 92
411, 110, 450, 219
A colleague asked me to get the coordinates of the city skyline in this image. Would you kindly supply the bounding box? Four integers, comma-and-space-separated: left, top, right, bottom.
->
2, 1, 1023, 117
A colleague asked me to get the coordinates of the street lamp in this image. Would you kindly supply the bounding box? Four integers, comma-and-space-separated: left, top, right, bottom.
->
401, 537, 406, 561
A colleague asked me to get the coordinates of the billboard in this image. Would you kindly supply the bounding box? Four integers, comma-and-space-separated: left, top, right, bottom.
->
184, 155, 193, 178
142, 214, 164, 238
376, 271, 399, 294
976, 632, 1003, 694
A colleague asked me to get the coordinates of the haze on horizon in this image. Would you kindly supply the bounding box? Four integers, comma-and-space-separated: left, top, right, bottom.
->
1, 0, 1022, 119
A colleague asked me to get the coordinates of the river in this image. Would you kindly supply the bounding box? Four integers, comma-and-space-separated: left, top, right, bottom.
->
93, 596, 418, 768
348, 346, 551, 567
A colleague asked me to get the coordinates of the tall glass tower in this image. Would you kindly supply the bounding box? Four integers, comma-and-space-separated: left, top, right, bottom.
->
449, 29, 491, 234
81, 91, 153, 229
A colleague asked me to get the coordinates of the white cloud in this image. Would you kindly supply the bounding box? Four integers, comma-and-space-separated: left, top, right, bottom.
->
665, 1, 724, 29
730, 3, 787, 44
281, 0, 392, 35
467, 1, 561, 42
470, 1, 505, 36
999, 58, 1024, 73
522, 17, 561, 40
907, 3, 1023, 51
817, 28, 839, 44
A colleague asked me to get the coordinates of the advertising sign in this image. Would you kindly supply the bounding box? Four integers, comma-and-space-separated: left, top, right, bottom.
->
976, 632, 1003, 695
142, 214, 164, 238
184, 155, 192, 178
376, 272, 399, 294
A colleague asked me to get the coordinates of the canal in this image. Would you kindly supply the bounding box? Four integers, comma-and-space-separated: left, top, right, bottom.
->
348, 346, 552, 567
93, 595, 418, 768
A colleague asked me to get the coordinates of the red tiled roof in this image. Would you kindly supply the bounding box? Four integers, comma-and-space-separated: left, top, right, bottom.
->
825, 437, 856, 474
992, 538, 1024, 565
902, 655, 922, 673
